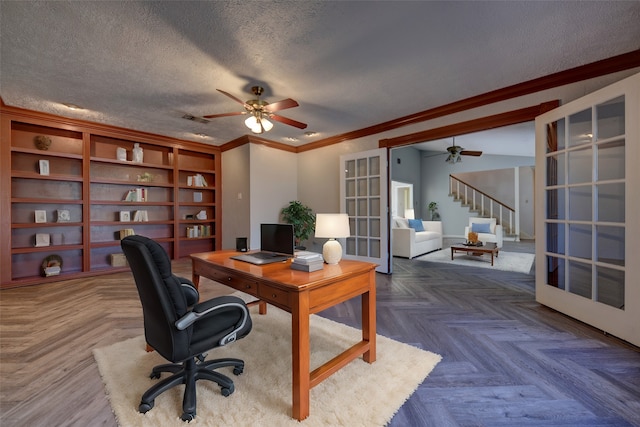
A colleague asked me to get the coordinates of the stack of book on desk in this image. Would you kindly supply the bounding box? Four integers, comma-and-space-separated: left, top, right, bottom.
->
291, 252, 324, 272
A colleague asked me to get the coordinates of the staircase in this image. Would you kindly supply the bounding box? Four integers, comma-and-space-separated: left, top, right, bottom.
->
449, 175, 519, 240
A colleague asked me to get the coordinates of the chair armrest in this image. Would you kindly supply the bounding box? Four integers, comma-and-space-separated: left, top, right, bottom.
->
175, 275, 199, 306
175, 296, 250, 346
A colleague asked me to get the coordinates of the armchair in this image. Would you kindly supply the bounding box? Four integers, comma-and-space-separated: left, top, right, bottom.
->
121, 235, 252, 422
464, 217, 503, 248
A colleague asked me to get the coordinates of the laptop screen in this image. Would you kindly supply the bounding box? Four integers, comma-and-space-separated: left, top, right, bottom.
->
260, 223, 295, 256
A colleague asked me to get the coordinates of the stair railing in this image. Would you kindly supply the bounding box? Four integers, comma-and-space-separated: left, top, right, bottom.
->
449, 174, 517, 237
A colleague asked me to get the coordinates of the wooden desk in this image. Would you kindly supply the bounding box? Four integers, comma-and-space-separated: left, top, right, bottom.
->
190, 251, 377, 421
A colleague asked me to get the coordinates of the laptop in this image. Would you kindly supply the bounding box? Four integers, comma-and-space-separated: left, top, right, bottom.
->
231, 223, 295, 265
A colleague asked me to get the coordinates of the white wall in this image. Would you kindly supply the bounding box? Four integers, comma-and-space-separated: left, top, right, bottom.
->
221, 144, 250, 249
249, 144, 297, 249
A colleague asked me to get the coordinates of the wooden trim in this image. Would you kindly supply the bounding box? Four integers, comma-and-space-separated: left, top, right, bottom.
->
0, 102, 221, 155
299, 49, 640, 152
381, 101, 559, 148
220, 134, 298, 153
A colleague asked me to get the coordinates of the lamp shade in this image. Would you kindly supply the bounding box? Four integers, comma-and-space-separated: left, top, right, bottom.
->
314, 213, 350, 238
404, 208, 415, 219
315, 213, 350, 264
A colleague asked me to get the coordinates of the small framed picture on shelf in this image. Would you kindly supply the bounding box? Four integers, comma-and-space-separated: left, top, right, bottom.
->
34, 210, 47, 223
119, 211, 131, 222
38, 159, 50, 176
35, 233, 50, 247
56, 209, 71, 222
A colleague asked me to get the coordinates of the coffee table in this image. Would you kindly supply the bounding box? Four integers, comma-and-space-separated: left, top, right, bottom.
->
450, 242, 499, 266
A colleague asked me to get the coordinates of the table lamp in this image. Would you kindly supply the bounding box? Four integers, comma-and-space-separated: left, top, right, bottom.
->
404, 208, 415, 219
314, 213, 350, 264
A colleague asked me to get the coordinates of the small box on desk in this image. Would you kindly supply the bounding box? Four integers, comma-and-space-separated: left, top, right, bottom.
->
291, 259, 324, 272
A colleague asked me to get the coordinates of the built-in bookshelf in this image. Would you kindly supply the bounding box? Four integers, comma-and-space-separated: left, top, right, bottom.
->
1, 106, 221, 288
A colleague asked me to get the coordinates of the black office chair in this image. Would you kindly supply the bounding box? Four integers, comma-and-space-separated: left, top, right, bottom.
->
121, 235, 252, 421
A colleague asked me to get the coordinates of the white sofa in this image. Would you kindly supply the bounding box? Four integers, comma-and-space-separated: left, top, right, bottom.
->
464, 217, 503, 248
392, 218, 443, 259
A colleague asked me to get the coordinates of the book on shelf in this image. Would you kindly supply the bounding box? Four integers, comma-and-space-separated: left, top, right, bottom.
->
186, 225, 211, 238
118, 229, 135, 240
133, 210, 148, 222
123, 188, 147, 202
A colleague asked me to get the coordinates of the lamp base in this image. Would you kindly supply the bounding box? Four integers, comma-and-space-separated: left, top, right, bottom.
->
322, 239, 343, 264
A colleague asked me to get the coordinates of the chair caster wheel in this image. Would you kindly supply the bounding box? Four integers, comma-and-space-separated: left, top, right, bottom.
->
139, 402, 154, 413
181, 412, 195, 422
221, 385, 234, 397
149, 372, 161, 379
233, 366, 243, 375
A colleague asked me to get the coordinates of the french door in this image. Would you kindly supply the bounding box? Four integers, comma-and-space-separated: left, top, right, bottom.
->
535, 72, 639, 346
340, 148, 389, 273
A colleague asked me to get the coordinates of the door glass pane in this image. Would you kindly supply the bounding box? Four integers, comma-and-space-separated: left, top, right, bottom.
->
369, 198, 380, 217
597, 183, 625, 223
596, 96, 625, 140
346, 199, 356, 216
546, 256, 565, 290
597, 140, 625, 181
546, 222, 565, 255
345, 160, 355, 178
369, 177, 380, 196
357, 238, 367, 256
357, 198, 367, 216
345, 179, 355, 197
568, 186, 591, 221
596, 225, 624, 266
546, 119, 565, 153
596, 266, 624, 309
569, 108, 592, 148
357, 178, 367, 196
568, 224, 591, 260
568, 261, 592, 299
547, 153, 565, 186
345, 237, 355, 255
546, 189, 565, 219
369, 156, 380, 176
568, 147, 592, 184
356, 218, 367, 236
369, 239, 380, 258
369, 218, 380, 238
356, 158, 367, 176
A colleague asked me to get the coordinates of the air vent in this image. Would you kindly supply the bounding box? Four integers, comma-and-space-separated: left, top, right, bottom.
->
182, 114, 210, 124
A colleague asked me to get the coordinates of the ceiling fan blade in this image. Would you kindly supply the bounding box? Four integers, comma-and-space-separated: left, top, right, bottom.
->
216, 89, 249, 106
202, 111, 245, 119
460, 150, 482, 157
265, 98, 299, 112
269, 114, 308, 129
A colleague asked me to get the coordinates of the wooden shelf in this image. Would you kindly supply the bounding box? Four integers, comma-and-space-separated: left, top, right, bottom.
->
2, 110, 221, 288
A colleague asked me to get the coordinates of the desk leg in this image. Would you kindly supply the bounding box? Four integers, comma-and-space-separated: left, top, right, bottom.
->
191, 271, 200, 291
291, 292, 310, 421
362, 269, 377, 363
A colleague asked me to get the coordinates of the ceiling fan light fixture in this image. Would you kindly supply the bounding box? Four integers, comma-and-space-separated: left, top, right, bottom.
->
245, 115, 273, 133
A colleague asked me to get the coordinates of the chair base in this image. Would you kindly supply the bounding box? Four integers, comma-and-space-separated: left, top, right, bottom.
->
139, 356, 244, 421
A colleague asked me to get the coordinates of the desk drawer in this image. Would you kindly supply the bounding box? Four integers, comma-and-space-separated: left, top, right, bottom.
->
258, 284, 290, 308
203, 268, 259, 298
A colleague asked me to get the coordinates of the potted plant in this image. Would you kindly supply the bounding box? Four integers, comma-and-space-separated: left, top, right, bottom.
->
428, 201, 440, 221
280, 201, 315, 249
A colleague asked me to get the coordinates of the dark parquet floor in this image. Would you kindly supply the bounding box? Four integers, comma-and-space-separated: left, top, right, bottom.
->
1, 240, 639, 426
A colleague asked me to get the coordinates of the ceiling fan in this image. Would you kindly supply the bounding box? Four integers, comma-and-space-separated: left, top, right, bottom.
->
203, 86, 307, 134
444, 138, 482, 163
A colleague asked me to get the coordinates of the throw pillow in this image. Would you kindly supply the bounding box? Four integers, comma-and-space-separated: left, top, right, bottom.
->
471, 222, 491, 233
408, 219, 425, 232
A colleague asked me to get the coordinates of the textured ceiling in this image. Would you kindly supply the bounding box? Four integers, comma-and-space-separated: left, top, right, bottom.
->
1, 1, 639, 155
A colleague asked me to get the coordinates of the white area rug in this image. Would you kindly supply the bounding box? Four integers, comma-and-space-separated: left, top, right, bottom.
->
94, 305, 441, 426
416, 248, 535, 274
